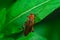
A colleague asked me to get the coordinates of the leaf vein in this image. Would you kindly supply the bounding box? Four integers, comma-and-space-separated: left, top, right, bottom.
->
6, 0, 50, 25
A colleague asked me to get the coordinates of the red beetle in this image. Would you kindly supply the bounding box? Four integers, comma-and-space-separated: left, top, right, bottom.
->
24, 13, 34, 36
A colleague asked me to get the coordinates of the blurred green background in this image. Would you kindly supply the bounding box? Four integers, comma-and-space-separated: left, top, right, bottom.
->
0, 0, 60, 40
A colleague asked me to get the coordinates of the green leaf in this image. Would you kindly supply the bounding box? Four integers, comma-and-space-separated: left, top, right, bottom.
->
2, 0, 60, 40
17, 32, 47, 40
0, 8, 6, 39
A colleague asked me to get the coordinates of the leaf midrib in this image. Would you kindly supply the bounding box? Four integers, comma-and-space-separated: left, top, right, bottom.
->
6, 0, 50, 26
